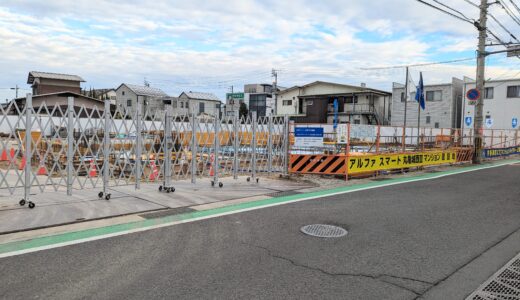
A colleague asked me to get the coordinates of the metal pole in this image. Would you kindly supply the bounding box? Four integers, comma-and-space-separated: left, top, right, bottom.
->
251, 111, 257, 181
346, 122, 351, 182
417, 103, 421, 149
213, 115, 219, 184
191, 113, 197, 184
473, 0, 488, 164
233, 111, 239, 179
24, 93, 33, 202
164, 105, 173, 188
267, 115, 273, 174
135, 96, 142, 189
103, 99, 110, 196
67, 96, 74, 196
283, 115, 289, 176
404, 66, 409, 128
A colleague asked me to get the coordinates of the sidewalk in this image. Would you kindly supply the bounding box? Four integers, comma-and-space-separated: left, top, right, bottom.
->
0, 176, 314, 235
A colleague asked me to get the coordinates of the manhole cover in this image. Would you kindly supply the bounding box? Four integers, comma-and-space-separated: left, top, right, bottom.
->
300, 224, 348, 238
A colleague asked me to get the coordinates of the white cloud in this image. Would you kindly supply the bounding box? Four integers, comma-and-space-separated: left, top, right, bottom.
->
0, 0, 519, 101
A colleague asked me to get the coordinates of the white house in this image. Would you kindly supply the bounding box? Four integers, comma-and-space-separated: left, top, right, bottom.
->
115, 84, 169, 117
179, 92, 222, 117
392, 78, 464, 129
462, 78, 520, 130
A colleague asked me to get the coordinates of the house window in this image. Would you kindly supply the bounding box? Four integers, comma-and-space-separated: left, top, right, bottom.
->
180, 102, 184, 108
127, 99, 132, 107
400, 92, 405, 102
507, 85, 520, 98
122, 91, 125, 96
306, 100, 313, 106
199, 102, 205, 113
426, 116, 431, 124
426, 90, 442, 101
354, 119, 361, 124
345, 97, 358, 104
110, 96, 116, 100
435, 122, 440, 128
283, 100, 292, 106
484, 87, 494, 99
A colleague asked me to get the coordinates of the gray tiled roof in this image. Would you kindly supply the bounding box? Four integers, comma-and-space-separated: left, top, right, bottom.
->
124, 84, 169, 97
28, 71, 85, 83
184, 92, 220, 101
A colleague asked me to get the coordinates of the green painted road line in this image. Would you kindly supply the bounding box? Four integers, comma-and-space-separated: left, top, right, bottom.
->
0, 159, 519, 257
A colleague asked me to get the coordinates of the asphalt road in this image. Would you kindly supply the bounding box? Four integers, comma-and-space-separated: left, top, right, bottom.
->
1, 164, 520, 299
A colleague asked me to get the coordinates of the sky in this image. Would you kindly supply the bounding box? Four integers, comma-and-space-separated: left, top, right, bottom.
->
1, 0, 520, 102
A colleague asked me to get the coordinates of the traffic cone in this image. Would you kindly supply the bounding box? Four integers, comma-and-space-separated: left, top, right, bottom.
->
19, 156, 26, 170
149, 161, 159, 180
10, 148, 15, 160
0, 149, 7, 161
88, 161, 98, 177
37, 156, 47, 175
209, 154, 215, 176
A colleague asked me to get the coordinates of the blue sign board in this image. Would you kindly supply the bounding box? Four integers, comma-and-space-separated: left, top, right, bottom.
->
295, 127, 324, 137
465, 116, 472, 127
483, 146, 520, 158
513, 117, 518, 129
485, 118, 494, 128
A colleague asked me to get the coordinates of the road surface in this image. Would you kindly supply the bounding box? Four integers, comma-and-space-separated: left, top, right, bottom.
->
1, 163, 520, 299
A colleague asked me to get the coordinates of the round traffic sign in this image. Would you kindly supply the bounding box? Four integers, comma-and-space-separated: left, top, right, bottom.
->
466, 89, 480, 101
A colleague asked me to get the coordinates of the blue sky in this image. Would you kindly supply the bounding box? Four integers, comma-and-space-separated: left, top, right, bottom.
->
1, 0, 520, 102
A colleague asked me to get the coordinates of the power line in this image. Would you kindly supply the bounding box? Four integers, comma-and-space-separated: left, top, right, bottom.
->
507, 0, 520, 15
488, 13, 519, 41
461, 0, 479, 8
360, 57, 476, 70
416, 0, 475, 24
432, 0, 475, 20
498, 0, 520, 27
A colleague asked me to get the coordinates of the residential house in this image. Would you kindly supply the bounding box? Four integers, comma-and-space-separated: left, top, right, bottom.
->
276, 81, 392, 125
178, 92, 222, 117
391, 77, 463, 129
115, 84, 168, 117
28, 71, 84, 95
462, 77, 520, 130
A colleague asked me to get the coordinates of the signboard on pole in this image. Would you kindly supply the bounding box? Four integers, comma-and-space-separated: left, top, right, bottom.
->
294, 127, 324, 148
507, 45, 520, 57
466, 89, 480, 106
485, 118, 493, 128
513, 117, 518, 129
465, 116, 472, 127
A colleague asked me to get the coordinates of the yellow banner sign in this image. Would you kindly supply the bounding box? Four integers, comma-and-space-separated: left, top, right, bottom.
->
348, 151, 457, 174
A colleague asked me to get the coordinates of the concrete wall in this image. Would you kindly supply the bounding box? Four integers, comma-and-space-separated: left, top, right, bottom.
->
463, 79, 520, 130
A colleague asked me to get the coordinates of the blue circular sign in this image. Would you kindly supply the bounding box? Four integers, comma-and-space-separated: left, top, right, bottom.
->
466, 89, 480, 101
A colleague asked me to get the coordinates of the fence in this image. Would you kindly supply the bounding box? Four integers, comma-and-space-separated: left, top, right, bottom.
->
289, 123, 520, 177
0, 95, 289, 207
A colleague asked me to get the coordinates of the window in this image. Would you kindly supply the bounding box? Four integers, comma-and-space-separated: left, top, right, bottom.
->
127, 99, 132, 107
283, 100, 292, 106
507, 85, 520, 98
110, 96, 116, 100
199, 102, 205, 113
484, 87, 494, 99
180, 102, 184, 108
426, 90, 442, 101
306, 100, 313, 106
345, 97, 358, 104
426, 116, 431, 124
122, 91, 125, 96
353, 119, 361, 124
435, 122, 440, 128
400, 92, 405, 102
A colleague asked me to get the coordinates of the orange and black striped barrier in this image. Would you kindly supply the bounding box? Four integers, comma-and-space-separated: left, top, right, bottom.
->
289, 154, 347, 175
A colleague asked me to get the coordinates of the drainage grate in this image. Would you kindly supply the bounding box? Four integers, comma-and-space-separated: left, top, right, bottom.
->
267, 190, 302, 198
300, 224, 348, 238
466, 253, 520, 300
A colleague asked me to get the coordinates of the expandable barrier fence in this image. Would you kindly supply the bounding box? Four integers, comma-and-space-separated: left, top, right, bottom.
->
0, 95, 289, 208
289, 123, 519, 177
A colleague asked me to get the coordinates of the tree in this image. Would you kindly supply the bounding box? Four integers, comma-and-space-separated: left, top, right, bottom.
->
239, 102, 248, 118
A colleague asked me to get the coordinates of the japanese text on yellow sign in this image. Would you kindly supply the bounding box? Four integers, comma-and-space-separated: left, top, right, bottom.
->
348, 151, 457, 174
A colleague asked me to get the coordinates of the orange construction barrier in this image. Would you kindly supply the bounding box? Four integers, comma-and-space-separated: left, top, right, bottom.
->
149, 161, 159, 180
209, 154, 215, 176
88, 161, 98, 177
289, 154, 347, 175
37, 156, 48, 175
19, 156, 26, 170
0, 149, 7, 161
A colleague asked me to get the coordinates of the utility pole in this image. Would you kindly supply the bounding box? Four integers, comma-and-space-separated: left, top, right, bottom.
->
473, 0, 488, 164
11, 85, 19, 99
272, 69, 278, 116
